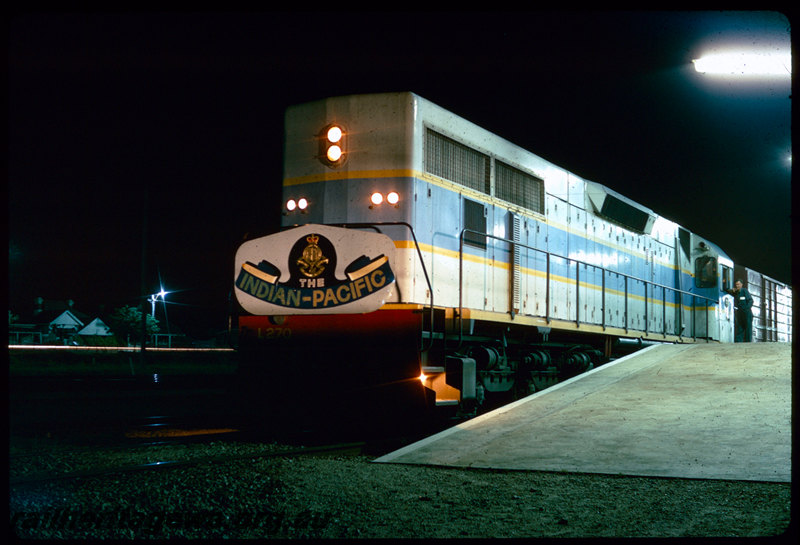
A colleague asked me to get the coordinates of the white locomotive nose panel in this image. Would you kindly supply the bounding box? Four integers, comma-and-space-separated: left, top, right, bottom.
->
234, 224, 396, 315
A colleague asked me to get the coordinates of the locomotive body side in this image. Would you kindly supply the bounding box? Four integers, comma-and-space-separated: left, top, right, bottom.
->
234, 92, 743, 414
734, 266, 792, 342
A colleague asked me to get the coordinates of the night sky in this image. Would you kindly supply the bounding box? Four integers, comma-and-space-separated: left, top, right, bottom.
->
8, 11, 792, 337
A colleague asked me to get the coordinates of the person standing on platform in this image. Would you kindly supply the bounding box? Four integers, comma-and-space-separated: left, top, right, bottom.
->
725, 279, 754, 342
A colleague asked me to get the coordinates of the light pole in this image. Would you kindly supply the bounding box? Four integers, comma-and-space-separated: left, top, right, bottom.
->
149, 287, 171, 348
149, 288, 167, 317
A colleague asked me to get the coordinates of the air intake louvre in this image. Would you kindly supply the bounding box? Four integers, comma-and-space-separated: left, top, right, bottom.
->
425, 129, 490, 194
496, 161, 545, 214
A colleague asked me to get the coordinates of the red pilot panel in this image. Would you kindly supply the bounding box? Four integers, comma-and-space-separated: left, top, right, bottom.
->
238, 307, 429, 412
239, 307, 422, 341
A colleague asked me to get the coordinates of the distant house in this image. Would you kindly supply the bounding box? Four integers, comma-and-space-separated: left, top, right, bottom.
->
34, 309, 86, 341
14, 297, 113, 344
10, 297, 131, 345
78, 317, 113, 337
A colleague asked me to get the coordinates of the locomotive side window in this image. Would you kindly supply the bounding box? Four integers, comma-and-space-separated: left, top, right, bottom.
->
463, 198, 487, 249
695, 256, 718, 288
721, 264, 733, 291
495, 161, 545, 214
425, 129, 490, 194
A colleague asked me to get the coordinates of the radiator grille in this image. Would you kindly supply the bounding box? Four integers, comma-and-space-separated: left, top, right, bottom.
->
425, 129, 490, 194
496, 161, 545, 214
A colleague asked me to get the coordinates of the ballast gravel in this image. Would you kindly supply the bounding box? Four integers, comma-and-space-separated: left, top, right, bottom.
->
9, 438, 792, 539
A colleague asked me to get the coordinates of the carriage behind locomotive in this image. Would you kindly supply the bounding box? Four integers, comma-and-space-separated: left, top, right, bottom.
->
233, 92, 791, 416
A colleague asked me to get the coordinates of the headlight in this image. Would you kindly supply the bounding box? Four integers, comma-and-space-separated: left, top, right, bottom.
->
387, 191, 400, 205
319, 124, 346, 167
326, 145, 342, 162
370, 192, 384, 206
326, 125, 342, 143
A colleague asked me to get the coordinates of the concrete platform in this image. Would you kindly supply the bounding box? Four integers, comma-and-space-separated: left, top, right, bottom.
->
376, 343, 792, 482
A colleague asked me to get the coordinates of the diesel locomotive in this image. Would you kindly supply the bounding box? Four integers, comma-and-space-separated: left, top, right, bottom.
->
232, 92, 791, 417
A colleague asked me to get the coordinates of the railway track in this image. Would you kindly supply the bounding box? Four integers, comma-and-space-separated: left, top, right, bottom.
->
9, 440, 368, 487
10, 371, 448, 492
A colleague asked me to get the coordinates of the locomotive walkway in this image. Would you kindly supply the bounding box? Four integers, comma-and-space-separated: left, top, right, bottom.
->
375, 342, 792, 482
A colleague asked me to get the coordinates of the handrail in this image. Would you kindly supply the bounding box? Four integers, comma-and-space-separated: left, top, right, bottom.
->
325, 221, 435, 352
456, 229, 719, 347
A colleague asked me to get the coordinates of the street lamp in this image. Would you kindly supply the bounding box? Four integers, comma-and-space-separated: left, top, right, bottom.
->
149, 288, 168, 317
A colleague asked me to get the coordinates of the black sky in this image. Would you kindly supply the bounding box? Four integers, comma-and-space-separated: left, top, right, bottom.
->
8, 11, 792, 337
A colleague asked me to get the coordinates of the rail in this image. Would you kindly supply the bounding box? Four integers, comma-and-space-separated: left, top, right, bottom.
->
10, 442, 366, 487
456, 229, 719, 347
7, 345, 234, 353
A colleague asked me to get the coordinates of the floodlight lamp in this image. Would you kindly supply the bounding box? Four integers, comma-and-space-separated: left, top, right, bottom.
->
693, 51, 791, 77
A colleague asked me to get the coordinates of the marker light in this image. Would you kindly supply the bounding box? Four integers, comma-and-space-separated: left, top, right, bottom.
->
370, 192, 384, 206
387, 191, 400, 205
286, 198, 308, 212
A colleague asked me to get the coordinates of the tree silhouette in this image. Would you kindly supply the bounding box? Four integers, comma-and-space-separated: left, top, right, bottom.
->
109, 305, 160, 345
